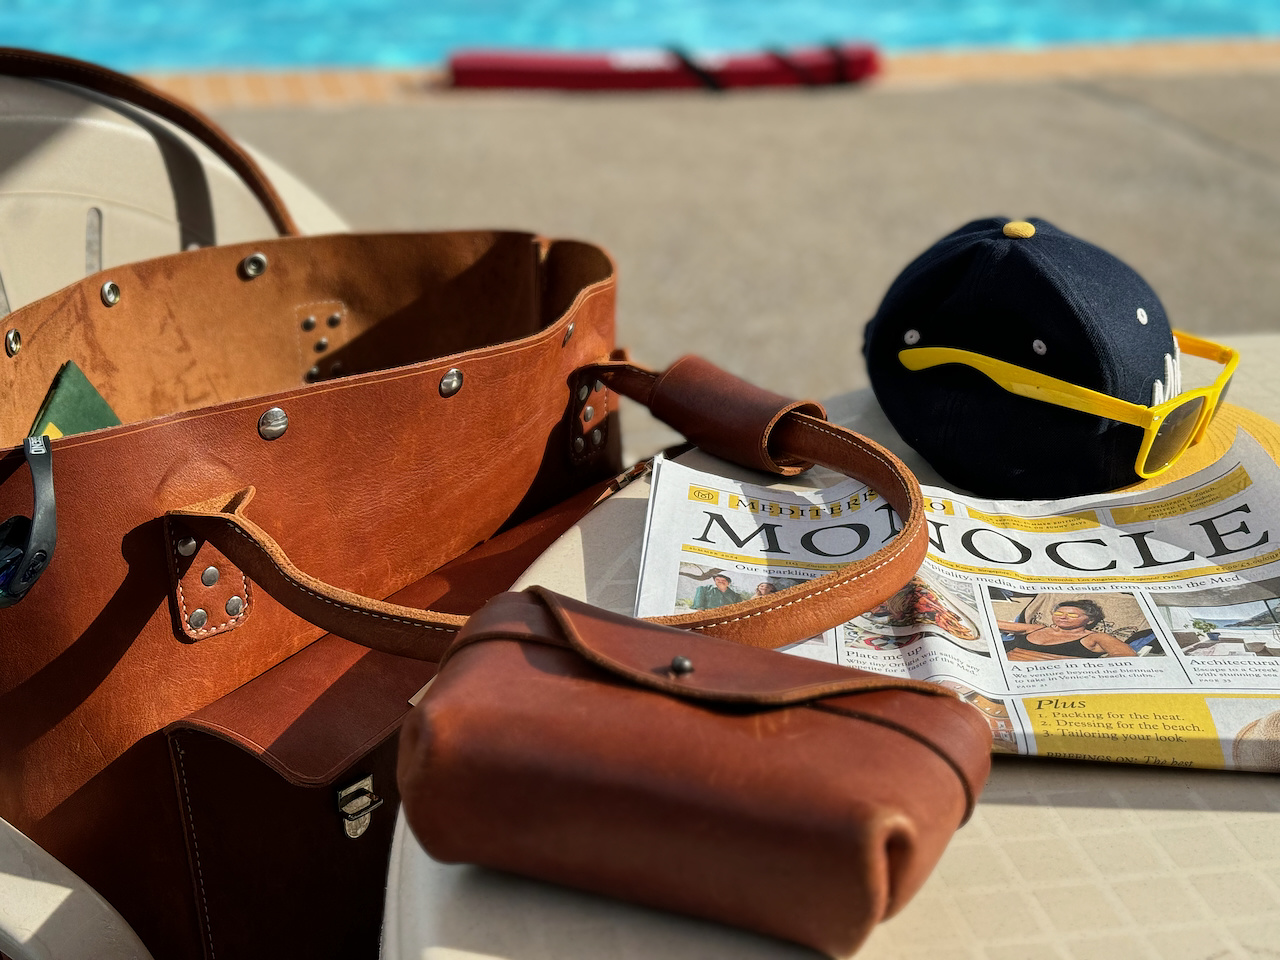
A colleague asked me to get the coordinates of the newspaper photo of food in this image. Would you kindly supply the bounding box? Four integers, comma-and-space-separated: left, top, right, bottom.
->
845, 573, 990, 655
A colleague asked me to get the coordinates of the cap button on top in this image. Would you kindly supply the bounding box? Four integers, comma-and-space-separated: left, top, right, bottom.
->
1003, 221, 1036, 239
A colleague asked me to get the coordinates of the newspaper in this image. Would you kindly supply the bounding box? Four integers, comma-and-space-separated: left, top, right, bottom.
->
634, 433, 1280, 772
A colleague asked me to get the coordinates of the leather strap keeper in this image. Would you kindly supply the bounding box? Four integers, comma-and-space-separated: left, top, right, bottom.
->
592, 355, 827, 476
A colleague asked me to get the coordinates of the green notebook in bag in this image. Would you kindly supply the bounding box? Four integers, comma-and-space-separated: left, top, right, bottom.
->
28, 361, 121, 439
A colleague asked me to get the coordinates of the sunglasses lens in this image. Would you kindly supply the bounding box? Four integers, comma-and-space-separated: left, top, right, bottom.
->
1144, 396, 1206, 474
1212, 374, 1233, 419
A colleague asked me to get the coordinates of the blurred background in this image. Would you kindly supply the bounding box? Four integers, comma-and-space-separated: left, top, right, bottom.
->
6, 1, 1280, 457
8, 0, 1280, 71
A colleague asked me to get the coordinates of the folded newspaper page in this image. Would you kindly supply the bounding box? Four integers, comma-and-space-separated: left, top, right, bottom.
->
634, 433, 1280, 772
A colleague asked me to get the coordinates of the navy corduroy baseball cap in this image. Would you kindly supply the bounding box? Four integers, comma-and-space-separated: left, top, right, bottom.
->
863, 217, 1179, 499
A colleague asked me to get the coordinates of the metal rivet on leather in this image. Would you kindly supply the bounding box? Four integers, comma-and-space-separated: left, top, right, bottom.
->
577, 384, 590, 403
301, 315, 317, 331
200, 566, 220, 587
330, 362, 344, 377
591, 428, 603, 447
4, 329, 19, 357
327, 313, 342, 327
100, 281, 121, 307
258, 407, 289, 440
314, 337, 329, 352
594, 380, 604, 393
188, 609, 209, 630
573, 437, 585, 454
670, 656, 694, 676
241, 252, 268, 278
583, 405, 595, 423
305, 365, 320, 381
562, 321, 575, 346
225, 596, 244, 617
439, 368, 463, 397
176, 536, 199, 558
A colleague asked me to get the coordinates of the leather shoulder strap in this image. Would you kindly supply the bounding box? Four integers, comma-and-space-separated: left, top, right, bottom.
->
166, 356, 927, 658
0, 47, 297, 236
588, 356, 929, 647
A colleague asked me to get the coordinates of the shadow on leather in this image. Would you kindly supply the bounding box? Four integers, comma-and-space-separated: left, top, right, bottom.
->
0, 520, 168, 756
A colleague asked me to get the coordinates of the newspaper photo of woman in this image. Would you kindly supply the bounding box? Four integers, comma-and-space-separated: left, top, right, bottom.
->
991, 590, 1161, 660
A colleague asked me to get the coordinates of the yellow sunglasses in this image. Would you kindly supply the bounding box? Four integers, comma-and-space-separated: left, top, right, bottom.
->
899, 330, 1239, 479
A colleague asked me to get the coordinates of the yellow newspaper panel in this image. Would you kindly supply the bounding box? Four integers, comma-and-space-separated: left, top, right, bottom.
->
1021, 693, 1271, 769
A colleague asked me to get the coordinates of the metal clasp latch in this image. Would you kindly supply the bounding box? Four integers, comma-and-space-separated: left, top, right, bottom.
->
336, 775, 384, 839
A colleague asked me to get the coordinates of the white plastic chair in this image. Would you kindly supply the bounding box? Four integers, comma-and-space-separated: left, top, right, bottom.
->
0, 69, 349, 960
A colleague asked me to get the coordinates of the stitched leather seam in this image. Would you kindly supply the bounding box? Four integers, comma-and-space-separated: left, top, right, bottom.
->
220, 521, 459, 636
686, 419, 919, 631
293, 299, 344, 315
809, 701, 978, 820
170, 532, 251, 638
173, 742, 217, 958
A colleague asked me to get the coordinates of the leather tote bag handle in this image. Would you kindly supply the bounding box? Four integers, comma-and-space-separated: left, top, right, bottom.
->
165, 356, 928, 659
0, 47, 298, 236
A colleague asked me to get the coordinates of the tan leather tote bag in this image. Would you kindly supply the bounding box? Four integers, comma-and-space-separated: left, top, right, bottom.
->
0, 50, 986, 960
0, 48, 624, 959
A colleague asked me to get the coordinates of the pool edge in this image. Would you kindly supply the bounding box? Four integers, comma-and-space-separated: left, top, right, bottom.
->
137, 37, 1280, 110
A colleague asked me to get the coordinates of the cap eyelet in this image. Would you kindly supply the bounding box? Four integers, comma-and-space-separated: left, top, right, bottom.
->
1032, 339, 1047, 356
903, 329, 920, 345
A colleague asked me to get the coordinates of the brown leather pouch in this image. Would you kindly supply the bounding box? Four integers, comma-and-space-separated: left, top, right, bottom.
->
399, 588, 993, 959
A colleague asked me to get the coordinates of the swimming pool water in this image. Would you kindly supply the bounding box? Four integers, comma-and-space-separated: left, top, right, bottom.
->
6, 0, 1280, 72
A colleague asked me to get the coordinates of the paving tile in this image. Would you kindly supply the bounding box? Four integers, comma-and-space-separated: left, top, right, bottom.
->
1151, 826, 1245, 870
955, 890, 1048, 940
1188, 870, 1280, 920
1032, 885, 1127, 934
1063, 934, 1159, 960
1002, 837, 1094, 884
1075, 832, 1168, 879
1145, 927, 1244, 960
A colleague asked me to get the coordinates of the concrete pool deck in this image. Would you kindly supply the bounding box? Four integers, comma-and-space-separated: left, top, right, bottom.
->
173, 39, 1280, 456
144, 39, 1280, 108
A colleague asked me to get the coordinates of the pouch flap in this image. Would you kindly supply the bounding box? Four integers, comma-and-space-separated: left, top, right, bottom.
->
167, 635, 436, 786
456, 589, 958, 708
